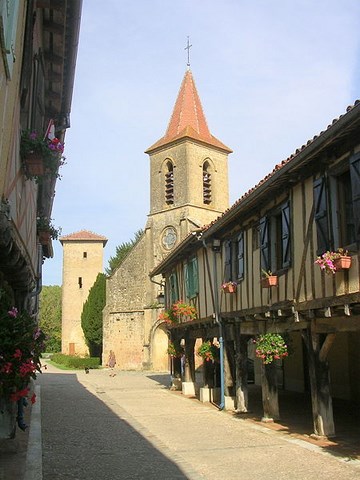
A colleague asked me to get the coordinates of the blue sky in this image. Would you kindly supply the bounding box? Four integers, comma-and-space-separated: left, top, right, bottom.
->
43, 0, 360, 286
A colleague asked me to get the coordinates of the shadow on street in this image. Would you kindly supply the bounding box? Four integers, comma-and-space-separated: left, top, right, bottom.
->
39, 371, 191, 480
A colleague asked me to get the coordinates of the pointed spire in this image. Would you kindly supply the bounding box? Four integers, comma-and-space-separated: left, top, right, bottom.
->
145, 70, 232, 154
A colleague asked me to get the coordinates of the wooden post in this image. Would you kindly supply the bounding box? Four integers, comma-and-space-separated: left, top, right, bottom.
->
303, 324, 336, 437
234, 326, 249, 412
224, 338, 235, 397
184, 335, 196, 383
261, 361, 279, 421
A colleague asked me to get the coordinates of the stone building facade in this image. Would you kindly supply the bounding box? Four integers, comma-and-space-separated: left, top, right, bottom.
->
60, 230, 107, 356
102, 69, 232, 370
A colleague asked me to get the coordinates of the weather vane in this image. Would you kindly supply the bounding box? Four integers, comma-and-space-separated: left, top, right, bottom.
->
185, 36, 192, 69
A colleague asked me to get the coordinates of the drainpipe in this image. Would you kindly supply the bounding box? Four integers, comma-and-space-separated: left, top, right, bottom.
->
27, 245, 43, 316
203, 239, 225, 410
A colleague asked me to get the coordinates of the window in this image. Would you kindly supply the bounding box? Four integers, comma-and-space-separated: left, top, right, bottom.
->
203, 161, 211, 204
0, 0, 20, 78
260, 201, 291, 273
83, 252, 87, 258
224, 232, 245, 282
165, 161, 174, 205
78, 277, 82, 289
169, 272, 178, 304
185, 257, 199, 299
314, 153, 360, 254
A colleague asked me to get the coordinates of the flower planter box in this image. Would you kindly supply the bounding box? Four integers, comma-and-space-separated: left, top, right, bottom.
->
261, 275, 278, 288
38, 230, 51, 245
333, 255, 352, 271
222, 284, 237, 293
23, 152, 45, 176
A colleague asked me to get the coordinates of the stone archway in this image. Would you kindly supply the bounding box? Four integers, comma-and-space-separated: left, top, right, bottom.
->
151, 323, 169, 372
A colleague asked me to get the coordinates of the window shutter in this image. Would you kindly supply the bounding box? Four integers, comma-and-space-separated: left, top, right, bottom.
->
184, 263, 190, 299
259, 216, 270, 271
169, 273, 178, 304
350, 153, 360, 242
281, 201, 291, 268
0, 0, 20, 78
224, 240, 232, 281
313, 176, 330, 255
191, 257, 199, 296
237, 231, 244, 280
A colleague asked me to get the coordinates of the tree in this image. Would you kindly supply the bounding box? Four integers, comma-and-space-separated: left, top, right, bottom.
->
39, 286, 62, 352
81, 273, 106, 357
105, 229, 143, 275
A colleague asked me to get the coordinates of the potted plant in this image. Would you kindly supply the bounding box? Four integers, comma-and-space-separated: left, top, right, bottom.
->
167, 341, 184, 358
20, 130, 65, 182
254, 333, 288, 364
221, 281, 237, 293
261, 270, 278, 288
315, 248, 352, 275
37, 217, 61, 244
197, 340, 220, 362
159, 300, 197, 325
0, 293, 45, 437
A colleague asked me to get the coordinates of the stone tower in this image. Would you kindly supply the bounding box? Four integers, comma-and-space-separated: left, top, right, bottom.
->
103, 69, 232, 371
144, 68, 232, 284
60, 230, 107, 356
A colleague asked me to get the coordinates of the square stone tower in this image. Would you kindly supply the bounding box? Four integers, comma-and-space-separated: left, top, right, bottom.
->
60, 230, 107, 356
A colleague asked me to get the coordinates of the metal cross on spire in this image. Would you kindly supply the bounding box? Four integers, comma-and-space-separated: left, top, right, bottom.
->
185, 36, 192, 69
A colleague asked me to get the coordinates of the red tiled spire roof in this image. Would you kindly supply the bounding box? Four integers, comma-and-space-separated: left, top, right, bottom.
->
145, 70, 232, 154
59, 230, 108, 246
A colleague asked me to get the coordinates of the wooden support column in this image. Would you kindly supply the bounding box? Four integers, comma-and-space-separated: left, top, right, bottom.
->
261, 362, 279, 421
224, 339, 235, 397
303, 324, 336, 437
184, 334, 196, 383
234, 326, 248, 413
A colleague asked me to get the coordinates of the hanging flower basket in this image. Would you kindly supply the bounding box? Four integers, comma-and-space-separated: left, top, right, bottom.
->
315, 249, 351, 274
159, 300, 197, 325
221, 281, 237, 293
38, 230, 51, 245
23, 151, 45, 176
197, 340, 220, 362
20, 130, 65, 182
37, 217, 61, 243
254, 333, 288, 364
333, 255, 352, 271
261, 275, 278, 288
167, 341, 184, 358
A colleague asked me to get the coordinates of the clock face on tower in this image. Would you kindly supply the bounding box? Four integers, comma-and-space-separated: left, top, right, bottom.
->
161, 226, 177, 250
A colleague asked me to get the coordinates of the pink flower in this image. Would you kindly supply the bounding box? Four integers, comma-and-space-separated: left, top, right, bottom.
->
1, 362, 13, 374
8, 307, 18, 318
13, 349, 22, 359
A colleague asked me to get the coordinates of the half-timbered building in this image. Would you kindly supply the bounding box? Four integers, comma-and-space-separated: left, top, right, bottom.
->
151, 100, 360, 438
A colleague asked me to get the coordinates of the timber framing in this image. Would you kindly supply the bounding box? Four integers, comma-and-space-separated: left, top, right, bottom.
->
150, 98, 360, 439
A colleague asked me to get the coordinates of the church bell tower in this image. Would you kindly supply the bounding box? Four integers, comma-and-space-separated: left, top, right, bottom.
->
145, 68, 232, 264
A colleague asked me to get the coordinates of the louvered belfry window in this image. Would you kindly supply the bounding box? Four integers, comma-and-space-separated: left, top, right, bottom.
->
165, 161, 174, 205
203, 162, 211, 204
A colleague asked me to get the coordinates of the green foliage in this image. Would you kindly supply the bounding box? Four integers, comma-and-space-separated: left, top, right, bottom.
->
105, 229, 143, 275
254, 333, 289, 364
39, 285, 62, 352
81, 273, 106, 357
197, 341, 220, 362
50, 353, 100, 369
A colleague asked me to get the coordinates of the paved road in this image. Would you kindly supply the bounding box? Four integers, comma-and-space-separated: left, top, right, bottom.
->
37, 364, 360, 480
